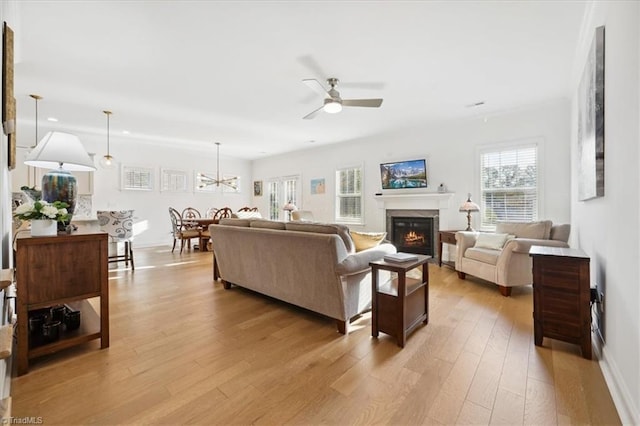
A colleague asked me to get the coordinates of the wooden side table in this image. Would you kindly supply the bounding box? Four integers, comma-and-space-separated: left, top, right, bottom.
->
370, 255, 430, 347
530, 246, 591, 359
438, 230, 459, 268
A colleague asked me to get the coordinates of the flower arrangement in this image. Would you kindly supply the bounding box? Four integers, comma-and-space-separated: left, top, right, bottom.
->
13, 200, 70, 223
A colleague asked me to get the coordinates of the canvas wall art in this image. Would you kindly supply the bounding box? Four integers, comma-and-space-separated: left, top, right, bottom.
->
310, 178, 325, 195
577, 25, 605, 201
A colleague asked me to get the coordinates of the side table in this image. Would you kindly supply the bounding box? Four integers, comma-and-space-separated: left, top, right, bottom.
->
438, 230, 460, 268
370, 255, 430, 347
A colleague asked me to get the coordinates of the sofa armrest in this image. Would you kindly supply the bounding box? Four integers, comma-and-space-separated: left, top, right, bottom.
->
505, 238, 570, 254
336, 243, 396, 276
455, 231, 478, 267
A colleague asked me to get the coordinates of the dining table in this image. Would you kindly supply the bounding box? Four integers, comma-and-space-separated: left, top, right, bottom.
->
184, 217, 221, 280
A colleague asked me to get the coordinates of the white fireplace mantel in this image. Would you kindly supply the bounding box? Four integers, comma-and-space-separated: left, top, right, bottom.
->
375, 192, 455, 210
375, 192, 456, 231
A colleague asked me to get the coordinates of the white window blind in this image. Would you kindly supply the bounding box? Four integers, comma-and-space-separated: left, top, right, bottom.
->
480, 144, 538, 228
335, 166, 363, 224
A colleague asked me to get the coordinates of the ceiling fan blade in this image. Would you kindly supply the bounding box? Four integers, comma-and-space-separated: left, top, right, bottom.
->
342, 98, 383, 108
302, 79, 330, 98
303, 105, 324, 120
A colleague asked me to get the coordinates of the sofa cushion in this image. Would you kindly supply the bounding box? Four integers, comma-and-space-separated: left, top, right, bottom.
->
219, 218, 250, 227
474, 233, 511, 250
250, 219, 286, 230
234, 210, 263, 219
496, 220, 552, 240
550, 224, 570, 242
464, 247, 501, 265
350, 231, 387, 252
286, 222, 355, 254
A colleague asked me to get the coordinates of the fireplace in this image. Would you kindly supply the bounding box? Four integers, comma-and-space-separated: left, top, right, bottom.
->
386, 209, 438, 256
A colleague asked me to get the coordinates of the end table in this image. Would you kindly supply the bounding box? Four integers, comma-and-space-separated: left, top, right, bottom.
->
370, 255, 430, 347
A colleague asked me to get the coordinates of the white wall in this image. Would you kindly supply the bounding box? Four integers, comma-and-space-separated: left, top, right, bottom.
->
570, 2, 640, 424
252, 99, 571, 235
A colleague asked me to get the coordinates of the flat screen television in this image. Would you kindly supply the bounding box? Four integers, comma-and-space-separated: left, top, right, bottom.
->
380, 158, 428, 189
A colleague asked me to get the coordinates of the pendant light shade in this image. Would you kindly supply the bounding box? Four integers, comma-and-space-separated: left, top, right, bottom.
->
100, 110, 115, 169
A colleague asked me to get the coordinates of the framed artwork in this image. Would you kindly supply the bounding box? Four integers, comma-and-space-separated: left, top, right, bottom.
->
194, 171, 216, 193
222, 174, 240, 193
577, 25, 605, 201
160, 168, 188, 192
3, 22, 16, 169
310, 178, 325, 195
253, 180, 263, 196
121, 165, 154, 191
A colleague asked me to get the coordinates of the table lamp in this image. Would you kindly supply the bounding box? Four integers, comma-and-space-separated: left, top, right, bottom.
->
459, 193, 480, 231
283, 201, 297, 221
24, 131, 96, 227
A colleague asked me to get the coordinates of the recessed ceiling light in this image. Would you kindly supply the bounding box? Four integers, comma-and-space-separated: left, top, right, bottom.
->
122, 130, 130, 135
308, 140, 316, 143
47, 117, 58, 122
465, 101, 485, 108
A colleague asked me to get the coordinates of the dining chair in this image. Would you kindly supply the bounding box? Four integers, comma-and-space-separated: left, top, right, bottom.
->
97, 210, 135, 271
213, 207, 233, 220
205, 207, 218, 218
169, 207, 201, 254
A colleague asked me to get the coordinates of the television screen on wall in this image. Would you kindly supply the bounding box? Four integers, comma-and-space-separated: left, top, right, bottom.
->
380, 159, 428, 189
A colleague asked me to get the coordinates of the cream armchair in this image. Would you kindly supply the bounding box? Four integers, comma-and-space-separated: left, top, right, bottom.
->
455, 221, 570, 296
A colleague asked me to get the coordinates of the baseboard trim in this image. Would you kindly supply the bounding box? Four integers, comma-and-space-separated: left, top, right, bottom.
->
599, 346, 639, 425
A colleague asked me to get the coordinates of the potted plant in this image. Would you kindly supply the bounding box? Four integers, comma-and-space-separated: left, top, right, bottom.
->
13, 200, 70, 236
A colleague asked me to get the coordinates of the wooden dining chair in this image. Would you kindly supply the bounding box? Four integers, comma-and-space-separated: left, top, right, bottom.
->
213, 207, 232, 220
169, 207, 201, 254
205, 207, 218, 218
238, 206, 259, 212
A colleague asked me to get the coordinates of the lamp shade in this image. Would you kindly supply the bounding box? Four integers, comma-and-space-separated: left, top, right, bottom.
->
25, 131, 96, 171
459, 194, 480, 212
283, 201, 297, 211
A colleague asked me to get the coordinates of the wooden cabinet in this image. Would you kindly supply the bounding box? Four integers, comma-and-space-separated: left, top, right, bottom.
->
370, 255, 430, 347
438, 230, 459, 268
15, 231, 109, 375
530, 246, 591, 359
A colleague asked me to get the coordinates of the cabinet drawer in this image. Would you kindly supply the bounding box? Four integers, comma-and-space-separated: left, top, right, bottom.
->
440, 232, 457, 245
540, 288, 580, 317
539, 264, 583, 291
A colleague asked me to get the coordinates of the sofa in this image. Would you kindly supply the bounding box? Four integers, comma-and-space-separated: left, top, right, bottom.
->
455, 220, 570, 296
208, 218, 396, 333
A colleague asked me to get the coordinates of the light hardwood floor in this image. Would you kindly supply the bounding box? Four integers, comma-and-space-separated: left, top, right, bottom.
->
13, 246, 620, 425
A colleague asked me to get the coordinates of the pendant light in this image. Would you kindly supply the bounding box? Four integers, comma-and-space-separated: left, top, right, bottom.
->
100, 110, 114, 169
197, 142, 238, 189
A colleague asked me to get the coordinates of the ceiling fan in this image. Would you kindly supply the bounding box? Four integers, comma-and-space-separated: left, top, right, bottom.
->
302, 77, 383, 119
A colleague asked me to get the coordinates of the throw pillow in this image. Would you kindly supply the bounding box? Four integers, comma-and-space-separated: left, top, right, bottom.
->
350, 231, 387, 252
474, 233, 511, 250
235, 210, 262, 219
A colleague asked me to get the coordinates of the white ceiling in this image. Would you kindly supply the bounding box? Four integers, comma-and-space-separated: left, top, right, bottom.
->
13, 1, 587, 160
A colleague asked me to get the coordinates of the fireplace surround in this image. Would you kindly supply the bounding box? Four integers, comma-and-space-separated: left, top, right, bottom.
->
386, 209, 439, 256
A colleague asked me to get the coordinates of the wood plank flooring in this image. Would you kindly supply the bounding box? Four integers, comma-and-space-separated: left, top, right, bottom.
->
12, 246, 621, 425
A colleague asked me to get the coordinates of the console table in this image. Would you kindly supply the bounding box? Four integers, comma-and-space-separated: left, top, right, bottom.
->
370, 255, 430, 347
15, 231, 109, 375
530, 245, 591, 359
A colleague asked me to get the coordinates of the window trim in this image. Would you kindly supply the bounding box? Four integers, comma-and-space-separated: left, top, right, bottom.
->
476, 138, 544, 230
335, 164, 364, 225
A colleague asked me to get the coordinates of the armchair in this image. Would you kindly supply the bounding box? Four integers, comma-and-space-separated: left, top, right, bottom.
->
455, 221, 570, 296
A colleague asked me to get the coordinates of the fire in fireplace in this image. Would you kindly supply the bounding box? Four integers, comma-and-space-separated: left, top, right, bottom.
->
386, 209, 439, 257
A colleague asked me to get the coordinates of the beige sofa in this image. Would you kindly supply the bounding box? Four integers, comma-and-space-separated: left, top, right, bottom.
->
455, 220, 570, 296
209, 218, 396, 333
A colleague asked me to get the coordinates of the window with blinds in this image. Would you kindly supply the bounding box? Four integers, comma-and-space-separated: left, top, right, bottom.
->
480, 144, 538, 228
335, 166, 363, 224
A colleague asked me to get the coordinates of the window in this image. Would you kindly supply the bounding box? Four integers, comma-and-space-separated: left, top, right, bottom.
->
268, 175, 300, 220
480, 143, 538, 228
335, 166, 363, 224
121, 165, 154, 191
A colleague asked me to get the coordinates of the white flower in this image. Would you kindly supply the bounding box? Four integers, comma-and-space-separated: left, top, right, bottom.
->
59, 208, 68, 216
14, 203, 34, 215
41, 205, 59, 218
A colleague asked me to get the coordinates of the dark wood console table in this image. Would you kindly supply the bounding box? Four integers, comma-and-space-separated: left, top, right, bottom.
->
15, 231, 109, 375
530, 245, 591, 359
370, 255, 430, 347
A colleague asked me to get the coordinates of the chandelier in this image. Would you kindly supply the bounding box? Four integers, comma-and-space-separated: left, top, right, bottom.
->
197, 142, 238, 189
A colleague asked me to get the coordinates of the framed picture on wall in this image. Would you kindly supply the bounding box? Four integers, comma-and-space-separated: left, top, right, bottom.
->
310, 178, 325, 195
253, 180, 263, 196
160, 168, 188, 192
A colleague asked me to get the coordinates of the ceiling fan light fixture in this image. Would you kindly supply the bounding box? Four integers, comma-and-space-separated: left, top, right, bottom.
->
323, 99, 342, 114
